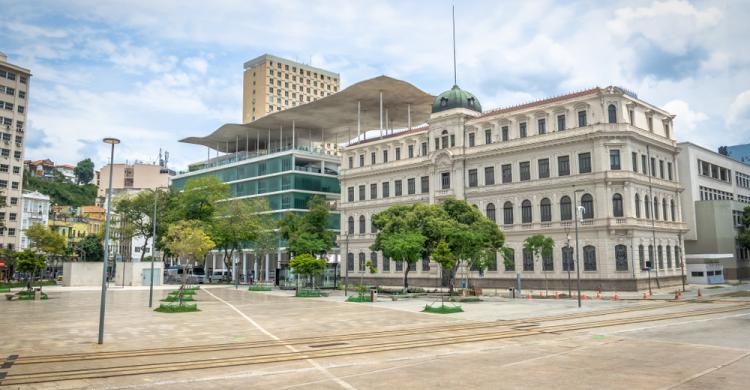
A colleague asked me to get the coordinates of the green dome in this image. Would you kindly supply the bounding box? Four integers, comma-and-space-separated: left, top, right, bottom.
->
432, 85, 482, 114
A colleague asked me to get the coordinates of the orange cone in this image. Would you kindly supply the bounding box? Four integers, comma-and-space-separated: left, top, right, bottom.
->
555, 292, 560, 300
674, 290, 681, 300
613, 293, 620, 301
582, 293, 587, 301
596, 291, 601, 300
527, 292, 533, 300
643, 292, 648, 299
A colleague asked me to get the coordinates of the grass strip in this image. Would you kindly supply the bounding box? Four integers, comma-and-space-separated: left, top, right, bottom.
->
154, 304, 199, 313
423, 304, 463, 314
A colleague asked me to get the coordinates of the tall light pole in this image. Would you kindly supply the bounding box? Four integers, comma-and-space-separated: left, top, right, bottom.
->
343, 232, 350, 297
565, 233, 571, 298
148, 188, 159, 308
573, 188, 584, 308
98, 137, 120, 345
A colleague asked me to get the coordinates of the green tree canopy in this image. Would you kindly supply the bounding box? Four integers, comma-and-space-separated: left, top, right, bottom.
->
739, 206, 750, 252
177, 176, 229, 222
74, 158, 95, 184
77, 234, 104, 262
115, 189, 172, 261
290, 253, 327, 288
162, 220, 215, 294
15, 249, 46, 290
26, 224, 66, 256
280, 195, 334, 257
523, 234, 555, 294
210, 198, 271, 273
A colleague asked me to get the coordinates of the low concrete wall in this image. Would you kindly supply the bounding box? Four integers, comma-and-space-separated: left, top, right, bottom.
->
114, 262, 164, 287
63, 262, 105, 287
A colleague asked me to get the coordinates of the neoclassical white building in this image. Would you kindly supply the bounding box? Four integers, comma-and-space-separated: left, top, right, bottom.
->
339, 83, 687, 291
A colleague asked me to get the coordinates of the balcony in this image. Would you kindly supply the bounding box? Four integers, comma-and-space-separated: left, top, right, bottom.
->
182, 145, 338, 174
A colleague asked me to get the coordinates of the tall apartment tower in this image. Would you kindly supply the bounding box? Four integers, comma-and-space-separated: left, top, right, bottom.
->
242, 54, 340, 123
0, 52, 30, 251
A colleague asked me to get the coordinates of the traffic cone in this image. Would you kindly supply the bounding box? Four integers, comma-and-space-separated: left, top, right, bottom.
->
582, 293, 587, 301
642, 292, 648, 299
674, 291, 681, 300
527, 292, 533, 300
596, 291, 601, 300
555, 292, 560, 300
697, 289, 702, 298
613, 293, 620, 301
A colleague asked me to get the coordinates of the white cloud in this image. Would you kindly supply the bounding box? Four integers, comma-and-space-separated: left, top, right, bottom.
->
727, 90, 750, 126
183, 57, 208, 74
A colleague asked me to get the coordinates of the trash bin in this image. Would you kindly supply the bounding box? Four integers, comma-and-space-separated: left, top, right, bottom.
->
370, 290, 377, 302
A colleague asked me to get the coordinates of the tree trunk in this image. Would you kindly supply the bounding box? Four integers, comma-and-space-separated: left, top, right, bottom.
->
139, 237, 149, 262
403, 261, 410, 292
448, 264, 459, 296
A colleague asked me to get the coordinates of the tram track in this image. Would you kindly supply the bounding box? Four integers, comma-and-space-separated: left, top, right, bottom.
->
1, 301, 747, 386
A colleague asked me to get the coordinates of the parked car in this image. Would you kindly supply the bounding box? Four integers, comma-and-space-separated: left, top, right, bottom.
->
164, 266, 206, 284
209, 270, 232, 283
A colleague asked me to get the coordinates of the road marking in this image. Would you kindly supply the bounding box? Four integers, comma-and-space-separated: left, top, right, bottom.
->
661, 350, 750, 390
202, 288, 356, 390
608, 312, 750, 334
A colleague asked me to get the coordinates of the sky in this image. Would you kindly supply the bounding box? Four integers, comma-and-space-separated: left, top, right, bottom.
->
2, 0, 749, 171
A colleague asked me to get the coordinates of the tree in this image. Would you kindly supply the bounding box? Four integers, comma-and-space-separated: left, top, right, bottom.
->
162, 221, 215, 303
74, 158, 95, 184
280, 195, 335, 257
289, 253, 327, 289
254, 225, 278, 282
15, 249, 46, 291
523, 234, 555, 296
23, 171, 97, 207
177, 176, 229, 222
210, 198, 268, 281
378, 232, 425, 290
1, 248, 16, 282
26, 224, 66, 257
432, 240, 456, 303
115, 189, 171, 262
77, 234, 104, 261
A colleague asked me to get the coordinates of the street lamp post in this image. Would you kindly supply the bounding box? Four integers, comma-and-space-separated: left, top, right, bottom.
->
573, 188, 584, 308
565, 234, 571, 298
98, 137, 120, 345
148, 188, 158, 308
344, 232, 350, 297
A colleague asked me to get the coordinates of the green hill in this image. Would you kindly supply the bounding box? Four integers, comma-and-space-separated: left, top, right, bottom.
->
23, 172, 97, 207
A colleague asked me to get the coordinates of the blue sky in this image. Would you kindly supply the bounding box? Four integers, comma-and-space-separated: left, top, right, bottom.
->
2, 0, 749, 171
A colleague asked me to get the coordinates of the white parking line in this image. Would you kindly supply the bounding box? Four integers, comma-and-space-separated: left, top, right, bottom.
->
202, 288, 356, 390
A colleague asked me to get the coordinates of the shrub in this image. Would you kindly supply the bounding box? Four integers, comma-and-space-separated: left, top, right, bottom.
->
296, 288, 321, 297
154, 303, 199, 313
248, 284, 273, 291
422, 304, 463, 314
162, 295, 195, 302
346, 295, 371, 303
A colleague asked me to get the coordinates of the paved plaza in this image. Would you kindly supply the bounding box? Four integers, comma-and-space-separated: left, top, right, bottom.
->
0, 285, 749, 389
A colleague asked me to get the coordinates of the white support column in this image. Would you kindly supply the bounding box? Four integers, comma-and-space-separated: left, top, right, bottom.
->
292, 120, 296, 149
253, 254, 258, 280
256, 129, 259, 153
267, 129, 271, 153
280, 125, 283, 150
212, 252, 216, 270
245, 132, 249, 154
357, 100, 361, 140
235, 135, 239, 153
242, 252, 247, 283
408, 103, 412, 130
379, 91, 383, 130
385, 108, 389, 136
265, 253, 270, 281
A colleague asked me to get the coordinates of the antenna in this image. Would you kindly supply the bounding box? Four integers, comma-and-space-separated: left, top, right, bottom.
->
452, 4, 457, 86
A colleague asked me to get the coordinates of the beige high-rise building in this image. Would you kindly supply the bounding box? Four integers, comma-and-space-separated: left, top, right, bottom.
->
0, 52, 31, 251
242, 54, 340, 123
97, 162, 173, 201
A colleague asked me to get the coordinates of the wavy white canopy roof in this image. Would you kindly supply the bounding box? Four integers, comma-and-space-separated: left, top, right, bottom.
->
180, 75, 434, 153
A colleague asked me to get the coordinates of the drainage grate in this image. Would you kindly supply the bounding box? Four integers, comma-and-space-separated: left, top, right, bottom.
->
308, 342, 348, 348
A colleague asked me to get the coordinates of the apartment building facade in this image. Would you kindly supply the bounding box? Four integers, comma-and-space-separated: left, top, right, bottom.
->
97, 162, 173, 202
19, 191, 50, 250
242, 54, 340, 123
340, 84, 687, 291
0, 52, 30, 250
677, 142, 750, 281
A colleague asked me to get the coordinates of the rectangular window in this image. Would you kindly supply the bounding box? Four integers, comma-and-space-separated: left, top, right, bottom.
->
538, 158, 550, 178
382, 182, 389, 198
485, 129, 492, 144
468, 133, 475, 147
578, 153, 592, 174
502, 164, 512, 183
610, 150, 621, 170
348, 156, 353, 169
408, 178, 416, 195
450, 134, 455, 147
421, 176, 430, 193
641, 155, 647, 174
440, 173, 450, 189
520, 161, 530, 181
667, 162, 673, 180
557, 114, 565, 131
421, 142, 427, 156
558, 155, 570, 176
382, 150, 388, 163
395, 180, 403, 196
659, 160, 665, 179
501, 126, 509, 141
408, 145, 414, 158
347, 187, 354, 202
647, 116, 653, 131
650, 157, 656, 176
629, 110, 634, 125
358, 185, 366, 201
519, 122, 527, 138
523, 249, 534, 271
371, 152, 376, 165
468, 169, 478, 187
395, 147, 401, 160
485, 166, 495, 185
359, 154, 364, 167
538, 118, 546, 134
578, 110, 587, 127
370, 183, 377, 199
632, 152, 638, 172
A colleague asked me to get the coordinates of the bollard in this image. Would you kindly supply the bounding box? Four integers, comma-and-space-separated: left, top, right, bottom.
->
697, 289, 702, 298
596, 291, 601, 300
643, 292, 648, 300
674, 290, 680, 300
582, 293, 587, 301
555, 292, 560, 300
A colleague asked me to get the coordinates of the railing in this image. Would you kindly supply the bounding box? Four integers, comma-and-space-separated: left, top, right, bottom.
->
182, 146, 339, 174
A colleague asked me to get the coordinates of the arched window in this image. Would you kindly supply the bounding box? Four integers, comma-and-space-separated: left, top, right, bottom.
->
608, 104, 617, 124
635, 194, 641, 218
612, 193, 624, 217
638, 245, 645, 270
371, 219, 378, 233
653, 197, 659, 220
543, 251, 553, 271
521, 200, 532, 223
370, 252, 378, 271
648, 245, 654, 269
486, 203, 496, 222
662, 199, 668, 222
615, 244, 628, 271
503, 202, 514, 224
671, 200, 676, 221
675, 246, 681, 268
560, 196, 572, 220
359, 215, 366, 234
583, 245, 597, 271
657, 245, 664, 269
382, 255, 390, 271
645, 195, 651, 219
540, 198, 552, 222
562, 246, 574, 271
422, 254, 431, 271
523, 249, 534, 271
347, 216, 354, 234
441, 130, 449, 149
666, 245, 672, 268
347, 253, 354, 271
581, 193, 594, 219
